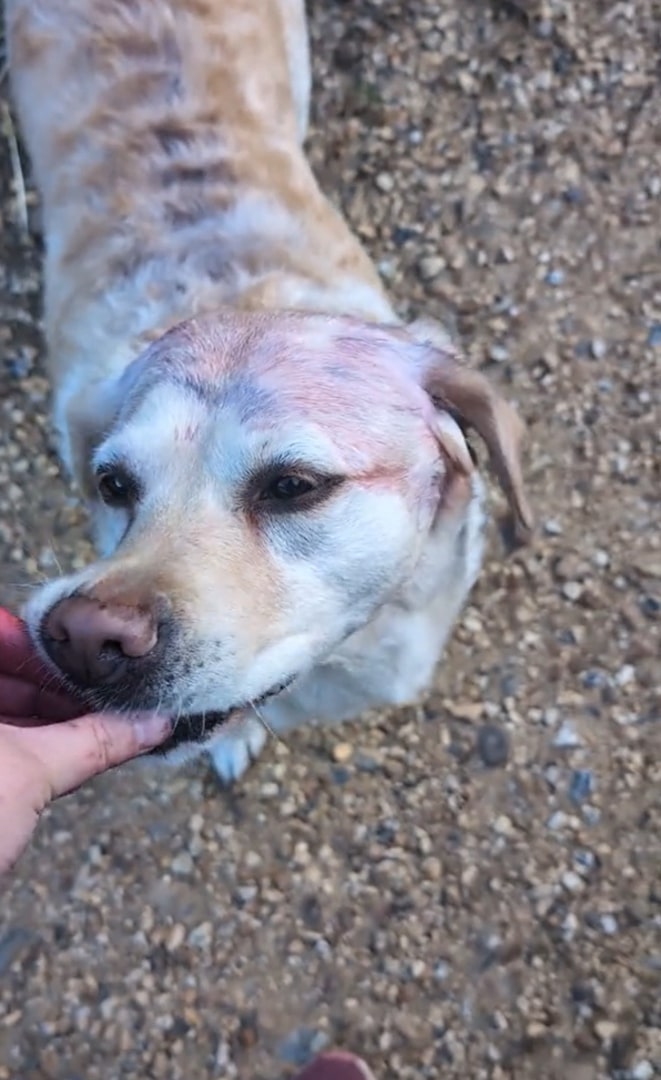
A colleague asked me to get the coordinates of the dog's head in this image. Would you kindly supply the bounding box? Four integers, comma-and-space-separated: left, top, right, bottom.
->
26, 311, 532, 752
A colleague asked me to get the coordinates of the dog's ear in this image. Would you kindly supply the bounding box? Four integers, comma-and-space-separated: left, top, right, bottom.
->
408, 318, 534, 545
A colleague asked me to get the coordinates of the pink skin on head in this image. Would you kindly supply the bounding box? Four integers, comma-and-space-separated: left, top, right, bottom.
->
109, 311, 473, 550
134, 312, 448, 509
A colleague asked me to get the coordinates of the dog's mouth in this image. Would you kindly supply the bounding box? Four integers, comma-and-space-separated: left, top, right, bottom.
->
148, 678, 294, 756
147, 708, 234, 755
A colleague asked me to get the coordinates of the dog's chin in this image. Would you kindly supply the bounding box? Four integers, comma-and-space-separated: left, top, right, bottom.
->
147, 709, 233, 756
146, 677, 295, 757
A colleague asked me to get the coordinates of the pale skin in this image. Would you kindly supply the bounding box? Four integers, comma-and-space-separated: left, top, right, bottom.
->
0, 608, 172, 876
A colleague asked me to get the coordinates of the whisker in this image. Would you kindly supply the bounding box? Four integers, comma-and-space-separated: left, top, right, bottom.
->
37, 671, 66, 696
251, 702, 283, 744
171, 701, 184, 733
13, 654, 39, 677
45, 544, 65, 578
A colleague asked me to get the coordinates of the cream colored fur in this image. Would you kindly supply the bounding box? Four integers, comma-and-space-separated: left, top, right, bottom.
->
8, 0, 532, 781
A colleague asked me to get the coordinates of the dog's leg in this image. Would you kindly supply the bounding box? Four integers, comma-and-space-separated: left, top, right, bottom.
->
207, 716, 269, 786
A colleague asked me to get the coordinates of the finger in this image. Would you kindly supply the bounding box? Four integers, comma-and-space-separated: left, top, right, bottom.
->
15, 711, 173, 797
0, 608, 59, 684
0, 674, 83, 722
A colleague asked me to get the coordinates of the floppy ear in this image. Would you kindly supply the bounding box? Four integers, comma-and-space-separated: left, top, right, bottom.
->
408, 318, 534, 545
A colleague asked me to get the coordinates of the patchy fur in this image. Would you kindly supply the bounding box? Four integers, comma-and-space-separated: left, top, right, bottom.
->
8, 0, 532, 781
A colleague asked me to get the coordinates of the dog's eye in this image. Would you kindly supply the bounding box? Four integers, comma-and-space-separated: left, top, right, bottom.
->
249, 466, 342, 514
96, 468, 138, 508
263, 475, 316, 502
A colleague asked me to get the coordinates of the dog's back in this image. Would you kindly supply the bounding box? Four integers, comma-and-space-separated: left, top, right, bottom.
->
7, 0, 391, 433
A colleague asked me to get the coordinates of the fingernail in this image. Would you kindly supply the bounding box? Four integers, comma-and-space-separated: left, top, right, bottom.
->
129, 711, 173, 750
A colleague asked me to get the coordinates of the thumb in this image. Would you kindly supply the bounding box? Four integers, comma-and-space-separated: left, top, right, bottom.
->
19, 710, 173, 799
0, 712, 172, 877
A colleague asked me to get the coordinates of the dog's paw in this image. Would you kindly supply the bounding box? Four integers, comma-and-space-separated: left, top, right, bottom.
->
207, 717, 267, 786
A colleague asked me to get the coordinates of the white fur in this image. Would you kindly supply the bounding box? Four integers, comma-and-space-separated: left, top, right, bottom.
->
8, 0, 525, 783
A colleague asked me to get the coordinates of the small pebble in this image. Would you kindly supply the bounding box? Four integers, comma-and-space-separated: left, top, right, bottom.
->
562, 581, 583, 602
170, 852, 194, 877
418, 255, 446, 280
493, 815, 514, 837
488, 344, 510, 363
600, 914, 618, 935
581, 669, 607, 689
562, 912, 579, 942
569, 769, 594, 804
590, 338, 607, 359
544, 763, 561, 789
375, 172, 394, 193
562, 870, 584, 893
615, 664, 635, 686
647, 324, 661, 347
332, 742, 353, 764
422, 856, 443, 881
630, 1062, 655, 1080
592, 549, 610, 568
214, 1040, 233, 1072
187, 922, 213, 950
331, 766, 350, 785
166, 924, 186, 952
235, 885, 257, 904
355, 752, 380, 773
547, 811, 568, 831
553, 722, 583, 749
595, 1020, 619, 1043
276, 1027, 328, 1066
526, 1021, 549, 1040
545, 268, 565, 286
0, 929, 37, 977
573, 850, 597, 875
476, 724, 510, 768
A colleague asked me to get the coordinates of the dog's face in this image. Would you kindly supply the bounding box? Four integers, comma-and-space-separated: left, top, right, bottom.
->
26, 311, 531, 752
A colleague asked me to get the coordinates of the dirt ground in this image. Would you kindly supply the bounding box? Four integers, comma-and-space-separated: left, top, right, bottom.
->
0, 1, 659, 1078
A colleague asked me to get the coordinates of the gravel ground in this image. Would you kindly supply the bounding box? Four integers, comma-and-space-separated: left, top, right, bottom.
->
1, 1, 660, 1078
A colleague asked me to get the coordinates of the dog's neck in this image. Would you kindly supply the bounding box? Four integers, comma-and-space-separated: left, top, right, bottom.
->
11, 0, 397, 446
46, 135, 395, 390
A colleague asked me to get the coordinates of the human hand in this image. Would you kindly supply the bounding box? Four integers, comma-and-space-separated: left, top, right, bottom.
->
0, 607, 172, 876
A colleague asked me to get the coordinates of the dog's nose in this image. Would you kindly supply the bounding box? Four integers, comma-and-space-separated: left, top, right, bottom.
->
42, 595, 159, 687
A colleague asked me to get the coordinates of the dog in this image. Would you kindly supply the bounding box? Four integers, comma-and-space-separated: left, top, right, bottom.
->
7, 0, 532, 782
